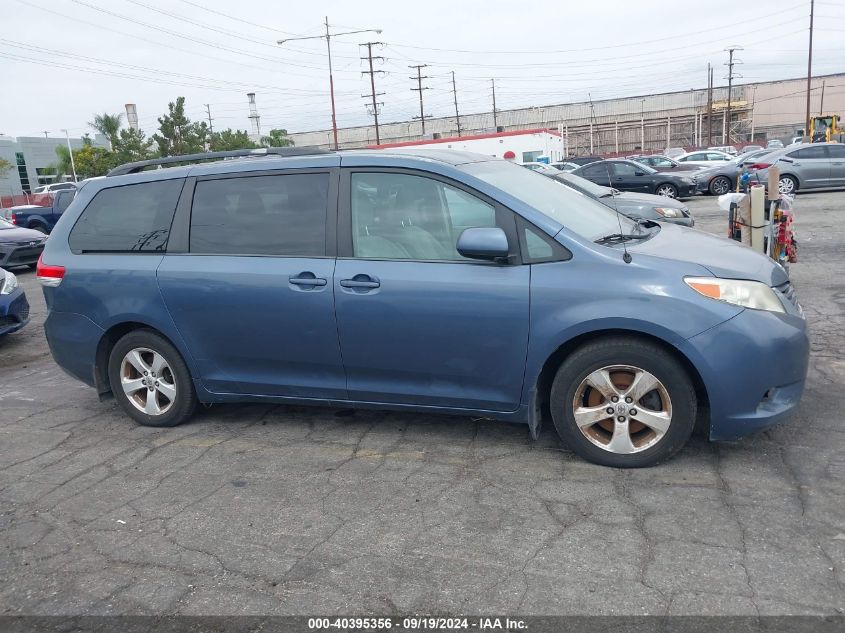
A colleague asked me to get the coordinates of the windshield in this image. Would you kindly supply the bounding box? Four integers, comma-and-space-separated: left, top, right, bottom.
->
0, 218, 14, 228
555, 172, 613, 198
462, 160, 635, 240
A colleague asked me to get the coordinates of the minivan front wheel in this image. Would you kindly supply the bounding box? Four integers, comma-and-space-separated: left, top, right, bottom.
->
550, 337, 696, 467
108, 330, 197, 427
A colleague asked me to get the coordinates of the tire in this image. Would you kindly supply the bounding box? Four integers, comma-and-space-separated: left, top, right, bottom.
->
31, 225, 48, 234
779, 175, 798, 195
709, 176, 732, 196
107, 329, 198, 427
549, 337, 697, 468
655, 183, 679, 198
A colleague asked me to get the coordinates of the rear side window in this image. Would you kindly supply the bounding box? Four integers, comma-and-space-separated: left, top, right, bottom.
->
69, 179, 183, 253
828, 145, 845, 159
189, 173, 329, 256
790, 146, 828, 159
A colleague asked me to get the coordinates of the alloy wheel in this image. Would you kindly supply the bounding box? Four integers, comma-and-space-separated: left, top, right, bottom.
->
710, 177, 731, 195
571, 365, 672, 454
778, 177, 795, 195
119, 347, 177, 416
656, 185, 678, 198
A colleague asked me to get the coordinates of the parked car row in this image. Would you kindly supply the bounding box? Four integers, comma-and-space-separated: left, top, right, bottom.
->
570, 159, 697, 198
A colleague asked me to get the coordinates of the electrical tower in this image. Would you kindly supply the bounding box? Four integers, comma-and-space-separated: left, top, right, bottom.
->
724, 46, 743, 144
204, 103, 214, 134
247, 92, 261, 138
491, 79, 498, 130
451, 71, 461, 137
409, 64, 431, 135
361, 42, 385, 145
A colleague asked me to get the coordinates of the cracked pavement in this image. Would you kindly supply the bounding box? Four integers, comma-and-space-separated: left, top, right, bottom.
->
0, 191, 843, 616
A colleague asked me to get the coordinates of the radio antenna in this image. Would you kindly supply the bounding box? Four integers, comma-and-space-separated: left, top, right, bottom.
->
604, 163, 633, 264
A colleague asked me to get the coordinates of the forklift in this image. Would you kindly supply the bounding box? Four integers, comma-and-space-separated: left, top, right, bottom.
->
809, 114, 844, 143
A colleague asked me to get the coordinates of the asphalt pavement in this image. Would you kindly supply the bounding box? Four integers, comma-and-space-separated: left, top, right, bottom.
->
1, 190, 843, 616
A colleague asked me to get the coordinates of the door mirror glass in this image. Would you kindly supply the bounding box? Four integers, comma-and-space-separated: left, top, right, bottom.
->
456, 227, 509, 261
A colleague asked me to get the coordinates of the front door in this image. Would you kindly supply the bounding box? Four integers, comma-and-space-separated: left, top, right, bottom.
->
610, 162, 651, 193
158, 170, 346, 399
334, 169, 530, 412
827, 144, 845, 186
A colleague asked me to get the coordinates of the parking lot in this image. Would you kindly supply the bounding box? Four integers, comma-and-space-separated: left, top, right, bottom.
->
1, 191, 843, 616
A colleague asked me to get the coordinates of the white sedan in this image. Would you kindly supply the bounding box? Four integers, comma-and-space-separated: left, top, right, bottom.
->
674, 150, 734, 167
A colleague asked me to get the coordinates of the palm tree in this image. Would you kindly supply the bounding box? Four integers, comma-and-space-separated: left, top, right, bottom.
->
88, 112, 124, 149
54, 145, 72, 179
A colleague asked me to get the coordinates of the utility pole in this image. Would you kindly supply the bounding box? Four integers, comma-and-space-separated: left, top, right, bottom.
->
805, 0, 815, 136
724, 45, 743, 145
491, 78, 498, 130
278, 18, 381, 150
204, 104, 214, 134
361, 42, 385, 145
451, 71, 461, 137
42, 130, 49, 139
707, 64, 713, 146
819, 79, 825, 115
60, 129, 77, 182
409, 64, 430, 136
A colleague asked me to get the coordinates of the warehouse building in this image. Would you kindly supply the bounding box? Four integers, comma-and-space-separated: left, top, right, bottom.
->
0, 133, 109, 197
288, 73, 845, 155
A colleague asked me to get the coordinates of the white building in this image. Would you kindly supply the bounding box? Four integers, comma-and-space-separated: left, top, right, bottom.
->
371, 128, 566, 163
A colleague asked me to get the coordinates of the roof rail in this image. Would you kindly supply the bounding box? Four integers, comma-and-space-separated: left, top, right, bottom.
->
106, 146, 332, 177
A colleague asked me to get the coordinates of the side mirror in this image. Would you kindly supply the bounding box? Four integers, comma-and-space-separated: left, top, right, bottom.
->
456, 227, 509, 262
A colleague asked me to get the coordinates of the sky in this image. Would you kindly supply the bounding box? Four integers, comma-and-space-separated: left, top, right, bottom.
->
1, 0, 844, 139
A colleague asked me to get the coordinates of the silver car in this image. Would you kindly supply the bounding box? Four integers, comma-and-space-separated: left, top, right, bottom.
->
750, 142, 845, 195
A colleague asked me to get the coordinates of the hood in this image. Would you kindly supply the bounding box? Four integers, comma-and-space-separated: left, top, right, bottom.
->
0, 225, 47, 242
628, 223, 788, 286
613, 191, 686, 208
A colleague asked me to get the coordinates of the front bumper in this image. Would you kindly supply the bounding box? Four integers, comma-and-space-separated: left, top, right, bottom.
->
685, 307, 809, 440
0, 242, 45, 268
0, 288, 30, 335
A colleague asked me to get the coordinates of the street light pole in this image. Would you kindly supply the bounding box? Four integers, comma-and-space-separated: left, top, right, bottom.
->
61, 129, 77, 182
278, 19, 381, 150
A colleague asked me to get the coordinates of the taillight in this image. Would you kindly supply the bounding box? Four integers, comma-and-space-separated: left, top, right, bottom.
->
749, 163, 771, 171
10, 212, 17, 225
36, 254, 65, 287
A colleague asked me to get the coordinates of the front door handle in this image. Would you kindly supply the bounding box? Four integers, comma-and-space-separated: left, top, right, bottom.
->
340, 274, 380, 291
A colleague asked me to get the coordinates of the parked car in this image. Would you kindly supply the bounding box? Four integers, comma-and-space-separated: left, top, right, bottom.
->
4, 188, 76, 233
748, 142, 845, 195
32, 182, 77, 195
551, 171, 694, 226
675, 150, 734, 167
570, 159, 697, 198
550, 161, 580, 172
693, 149, 775, 195
630, 155, 704, 173
0, 267, 29, 336
707, 145, 738, 156
0, 218, 48, 269
566, 156, 603, 166
766, 139, 784, 149
664, 147, 687, 159
38, 147, 808, 468
521, 162, 561, 176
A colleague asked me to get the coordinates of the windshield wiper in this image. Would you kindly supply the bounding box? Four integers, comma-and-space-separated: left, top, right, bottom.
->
595, 232, 650, 245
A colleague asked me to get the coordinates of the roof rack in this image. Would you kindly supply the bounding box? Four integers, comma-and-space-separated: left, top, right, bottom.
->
106, 146, 332, 177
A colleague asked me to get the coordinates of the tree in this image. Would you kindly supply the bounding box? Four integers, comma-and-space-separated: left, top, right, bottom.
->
261, 128, 294, 147
88, 112, 124, 149
152, 97, 208, 157
54, 145, 73, 179
209, 129, 257, 152
0, 158, 12, 178
113, 127, 155, 164
72, 145, 118, 179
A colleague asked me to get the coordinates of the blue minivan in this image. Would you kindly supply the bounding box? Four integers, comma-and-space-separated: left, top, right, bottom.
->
38, 148, 809, 467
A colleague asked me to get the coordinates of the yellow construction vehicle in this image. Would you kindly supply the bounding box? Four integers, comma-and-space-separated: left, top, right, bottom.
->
809, 114, 844, 143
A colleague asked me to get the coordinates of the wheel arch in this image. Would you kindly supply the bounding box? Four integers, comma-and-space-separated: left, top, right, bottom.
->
94, 321, 188, 398
530, 328, 710, 436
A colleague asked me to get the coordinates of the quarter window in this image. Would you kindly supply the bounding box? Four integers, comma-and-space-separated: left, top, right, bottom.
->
69, 179, 183, 253
350, 172, 497, 261
190, 173, 329, 256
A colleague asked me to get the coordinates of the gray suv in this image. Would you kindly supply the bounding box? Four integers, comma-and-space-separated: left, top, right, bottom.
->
751, 142, 845, 194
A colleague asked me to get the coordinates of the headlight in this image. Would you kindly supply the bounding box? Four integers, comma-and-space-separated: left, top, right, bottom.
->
685, 277, 785, 313
0, 270, 18, 295
654, 207, 683, 218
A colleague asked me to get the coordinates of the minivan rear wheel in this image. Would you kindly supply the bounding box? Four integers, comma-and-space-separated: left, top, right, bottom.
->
549, 337, 696, 467
108, 329, 197, 427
